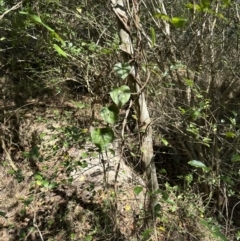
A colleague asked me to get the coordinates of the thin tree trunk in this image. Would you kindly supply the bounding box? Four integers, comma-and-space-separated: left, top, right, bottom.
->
111, 0, 159, 226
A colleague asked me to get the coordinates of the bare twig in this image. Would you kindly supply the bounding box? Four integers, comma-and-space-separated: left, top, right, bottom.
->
0, 2, 22, 20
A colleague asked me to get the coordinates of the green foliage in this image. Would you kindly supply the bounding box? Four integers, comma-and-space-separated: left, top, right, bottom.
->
113, 63, 131, 80
149, 26, 156, 47
188, 160, 210, 172
110, 85, 131, 108
171, 17, 188, 27
34, 172, 58, 189
231, 154, 240, 163
134, 186, 143, 196
100, 105, 119, 124
91, 127, 114, 152
1, 0, 240, 240
200, 218, 228, 241
91, 84, 131, 151
153, 14, 187, 28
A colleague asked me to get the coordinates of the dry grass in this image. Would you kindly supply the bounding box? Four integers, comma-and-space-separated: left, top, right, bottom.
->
0, 95, 235, 241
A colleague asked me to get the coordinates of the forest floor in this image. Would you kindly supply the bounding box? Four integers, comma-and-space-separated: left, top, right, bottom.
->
0, 92, 238, 241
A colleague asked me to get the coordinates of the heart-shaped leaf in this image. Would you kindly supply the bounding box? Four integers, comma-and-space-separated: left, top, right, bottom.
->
110, 85, 131, 108
113, 63, 131, 80
91, 127, 114, 152
100, 105, 119, 124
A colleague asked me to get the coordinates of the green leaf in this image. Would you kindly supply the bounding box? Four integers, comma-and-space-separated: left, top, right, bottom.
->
188, 160, 210, 172
22, 195, 34, 206
222, 0, 230, 6
29, 14, 55, 32
153, 13, 171, 21
42, 180, 50, 187
201, 0, 210, 9
0, 211, 7, 218
150, 27, 156, 47
171, 17, 188, 28
48, 182, 58, 189
161, 138, 168, 146
188, 160, 206, 168
203, 137, 211, 147
85, 235, 93, 241
113, 63, 131, 80
52, 32, 64, 44
142, 229, 151, 239
231, 154, 240, 163
221, 175, 234, 186
161, 190, 169, 201
134, 186, 143, 196
110, 85, 131, 108
225, 132, 236, 138
100, 105, 119, 124
154, 203, 161, 214
34, 174, 43, 180
53, 44, 68, 57
186, 3, 201, 11
200, 219, 228, 241
91, 128, 114, 152
36, 180, 43, 186
29, 14, 43, 24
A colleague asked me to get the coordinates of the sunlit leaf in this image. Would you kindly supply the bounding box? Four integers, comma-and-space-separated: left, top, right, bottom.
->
158, 226, 165, 232
29, 14, 43, 24
125, 204, 131, 211
188, 160, 206, 168
76, 8, 82, 13
203, 137, 211, 147
34, 174, 43, 180
225, 132, 236, 138
171, 17, 188, 28
100, 105, 119, 124
36, 180, 42, 186
30, 14, 54, 32
110, 85, 131, 108
188, 160, 210, 172
53, 44, 68, 57
91, 127, 114, 152
161, 138, 168, 146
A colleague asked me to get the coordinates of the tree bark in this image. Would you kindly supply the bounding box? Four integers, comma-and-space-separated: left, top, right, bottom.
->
111, 0, 159, 226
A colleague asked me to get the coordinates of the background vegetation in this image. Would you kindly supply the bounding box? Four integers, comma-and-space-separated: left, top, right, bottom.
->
1, 0, 240, 240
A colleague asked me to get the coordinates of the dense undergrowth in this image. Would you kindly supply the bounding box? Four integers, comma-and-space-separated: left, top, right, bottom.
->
1, 0, 240, 240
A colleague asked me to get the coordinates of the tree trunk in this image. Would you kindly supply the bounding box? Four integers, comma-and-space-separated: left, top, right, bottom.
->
111, 0, 159, 226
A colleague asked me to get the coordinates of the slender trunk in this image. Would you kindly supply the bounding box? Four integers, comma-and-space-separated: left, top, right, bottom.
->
111, 0, 159, 226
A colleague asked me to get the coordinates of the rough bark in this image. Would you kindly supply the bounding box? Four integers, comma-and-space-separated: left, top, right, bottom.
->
110, 0, 159, 225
